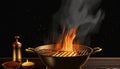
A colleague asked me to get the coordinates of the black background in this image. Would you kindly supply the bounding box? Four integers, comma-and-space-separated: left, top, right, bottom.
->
0, 0, 120, 57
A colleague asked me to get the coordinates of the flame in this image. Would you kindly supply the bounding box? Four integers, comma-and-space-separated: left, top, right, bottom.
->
55, 28, 78, 51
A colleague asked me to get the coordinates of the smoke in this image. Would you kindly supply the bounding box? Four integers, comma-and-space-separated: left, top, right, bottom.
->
51, 0, 104, 45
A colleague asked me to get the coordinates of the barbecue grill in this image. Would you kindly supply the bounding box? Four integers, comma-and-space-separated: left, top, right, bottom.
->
26, 44, 102, 69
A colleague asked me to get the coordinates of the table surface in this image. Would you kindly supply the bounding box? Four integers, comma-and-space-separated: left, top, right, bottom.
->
0, 57, 120, 69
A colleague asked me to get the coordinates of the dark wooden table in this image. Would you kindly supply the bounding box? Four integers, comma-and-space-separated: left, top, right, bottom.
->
0, 57, 120, 69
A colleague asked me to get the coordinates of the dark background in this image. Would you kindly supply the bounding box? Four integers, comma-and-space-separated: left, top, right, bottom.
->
0, 0, 120, 57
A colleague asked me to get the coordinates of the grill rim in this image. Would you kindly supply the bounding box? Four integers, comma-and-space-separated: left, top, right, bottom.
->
34, 44, 94, 57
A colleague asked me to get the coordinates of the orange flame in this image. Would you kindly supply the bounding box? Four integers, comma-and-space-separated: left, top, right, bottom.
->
55, 28, 78, 51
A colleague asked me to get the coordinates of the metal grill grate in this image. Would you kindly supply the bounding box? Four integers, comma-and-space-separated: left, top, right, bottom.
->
52, 49, 89, 57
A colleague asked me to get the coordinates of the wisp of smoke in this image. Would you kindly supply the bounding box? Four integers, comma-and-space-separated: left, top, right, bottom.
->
51, 0, 104, 45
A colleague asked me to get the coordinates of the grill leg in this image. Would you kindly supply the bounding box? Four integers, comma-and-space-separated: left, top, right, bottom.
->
46, 66, 51, 69
80, 67, 82, 69
46, 66, 82, 69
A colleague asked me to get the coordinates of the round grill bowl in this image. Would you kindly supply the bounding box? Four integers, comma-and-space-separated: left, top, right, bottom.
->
26, 44, 102, 69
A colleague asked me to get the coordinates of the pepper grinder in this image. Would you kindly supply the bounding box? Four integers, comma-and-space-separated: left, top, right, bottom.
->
12, 36, 22, 62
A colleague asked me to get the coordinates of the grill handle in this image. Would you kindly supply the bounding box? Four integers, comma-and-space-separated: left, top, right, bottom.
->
92, 47, 102, 54
25, 47, 36, 53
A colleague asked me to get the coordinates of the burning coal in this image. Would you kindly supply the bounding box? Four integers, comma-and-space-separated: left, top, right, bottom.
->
51, 0, 104, 45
